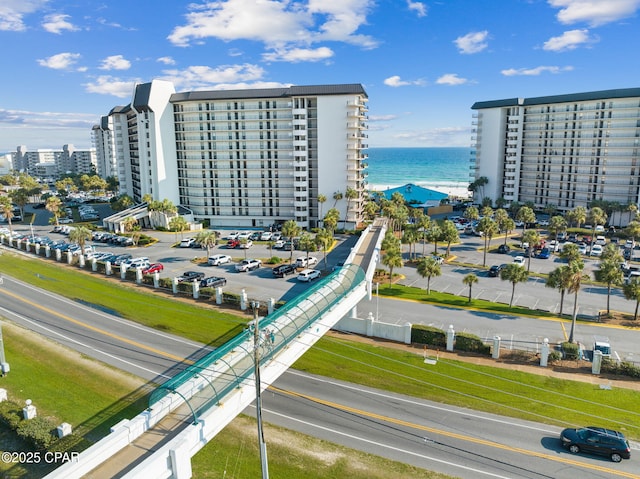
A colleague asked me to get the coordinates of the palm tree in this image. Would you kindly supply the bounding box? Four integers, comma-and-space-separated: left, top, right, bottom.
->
440, 220, 459, 257
317, 194, 327, 222
623, 278, 640, 320
69, 225, 92, 256
500, 263, 529, 307
599, 258, 624, 316
547, 215, 567, 241
567, 260, 588, 343
332, 191, 343, 208
45, 196, 63, 226
342, 186, 357, 229
0, 196, 15, 234
546, 265, 572, 317
168, 216, 189, 242
323, 208, 340, 235
516, 206, 536, 233
462, 273, 478, 302
522, 229, 540, 272
559, 242, 581, 263
416, 256, 440, 294
477, 217, 498, 266
567, 206, 586, 228
281, 219, 300, 264
196, 230, 219, 257
425, 223, 442, 254
381, 246, 403, 288
315, 228, 333, 270
587, 207, 607, 257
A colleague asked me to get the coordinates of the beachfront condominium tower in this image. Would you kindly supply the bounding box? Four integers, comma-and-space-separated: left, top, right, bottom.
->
94, 80, 369, 229
470, 88, 640, 212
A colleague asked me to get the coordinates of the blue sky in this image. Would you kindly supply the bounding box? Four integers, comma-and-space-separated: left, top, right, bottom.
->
1, 0, 639, 152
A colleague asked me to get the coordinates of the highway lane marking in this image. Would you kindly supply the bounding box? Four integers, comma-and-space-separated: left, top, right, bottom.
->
0, 287, 189, 364
256, 405, 515, 479
271, 386, 638, 478
0, 304, 170, 381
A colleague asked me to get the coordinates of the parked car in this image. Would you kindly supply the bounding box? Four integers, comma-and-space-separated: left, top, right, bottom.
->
560, 427, 630, 462
179, 238, 196, 248
430, 255, 444, 264
142, 263, 164, 274
590, 244, 603, 256
537, 247, 551, 259
112, 254, 132, 266
222, 231, 239, 240
497, 244, 510, 254
488, 264, 506, 277
123, 257, 150, 269
208, 254, 232, 266
272, 263, 296, 278
512, 256, 525, 266
235, 259, 261, 272
200, 276, 227, 288
595, 235, 606, 246
260, 231, 273, 241
177, 271, 205, 282
226, 239, 240, 249
295, 256, 318, 268
238, 240, 253, 249
273, 239, 286, 249
297, 269, 321, 282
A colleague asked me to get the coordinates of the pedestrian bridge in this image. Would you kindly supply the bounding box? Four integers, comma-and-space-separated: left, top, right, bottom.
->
45, 219, 386, 479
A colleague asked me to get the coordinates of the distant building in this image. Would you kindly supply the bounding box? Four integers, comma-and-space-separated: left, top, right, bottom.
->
377, 183, 448, 208
10, 144, 96, 177
471, 87, 640, 211
93, 80, 369, 229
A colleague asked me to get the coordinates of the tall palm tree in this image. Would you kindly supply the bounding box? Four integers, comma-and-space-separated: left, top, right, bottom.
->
281, 220, 300, 264
315, 228, 333, 270
0, 196, 15, 234
546, 265, 572, 317
500, 263, 529, 307
416, 256, 441, 294
587, 207, 607, 257
343, 187, 358, 229
195, 230, 219, 257
477, 217, 498, 266
381, 246, 403, 289
317, 194, 327, 223
69, 225, 92, 256
522, 229, 540, 272
623, 278, 640, 320
45, 196, 63, 226
599, 258, 624, 316
462, 273, 478, 302
332, 191, 343, 208
567, 260, 588, 343
516, 206, 536, 233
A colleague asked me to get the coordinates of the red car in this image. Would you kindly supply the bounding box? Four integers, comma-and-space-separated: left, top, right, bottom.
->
142, 263, 164, 274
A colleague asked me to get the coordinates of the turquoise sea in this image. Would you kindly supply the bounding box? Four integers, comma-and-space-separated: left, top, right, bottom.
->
366, 147, 472, 197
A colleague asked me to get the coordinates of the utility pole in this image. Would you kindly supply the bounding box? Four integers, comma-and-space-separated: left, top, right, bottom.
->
251, 301, 269, 479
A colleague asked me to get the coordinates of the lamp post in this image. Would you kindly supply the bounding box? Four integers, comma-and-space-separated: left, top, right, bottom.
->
251, 301, 269, 479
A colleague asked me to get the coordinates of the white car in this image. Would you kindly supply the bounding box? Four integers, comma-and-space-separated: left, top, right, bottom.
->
237, 231, 253, 240
235, 258, 261, 272
179, 238, 195, 248
208, 254, 232, 266
238, 240, 253, 249
590, 244, 603, 256
222, 231, 239, 240
513, 256, 525, 266
295, 256, 318, 268
273, 239, 285, 249
259, 231, 272, 241
297, 269, 321, 282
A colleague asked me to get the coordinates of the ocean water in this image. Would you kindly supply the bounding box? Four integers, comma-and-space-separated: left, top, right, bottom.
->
366, 147, 472, 197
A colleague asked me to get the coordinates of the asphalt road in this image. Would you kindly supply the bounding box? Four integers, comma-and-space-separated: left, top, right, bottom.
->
1, 275, 637, 479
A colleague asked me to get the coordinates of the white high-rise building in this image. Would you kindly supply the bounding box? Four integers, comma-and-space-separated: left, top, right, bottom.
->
95, 81, 369, 229
471, 88, 640, 212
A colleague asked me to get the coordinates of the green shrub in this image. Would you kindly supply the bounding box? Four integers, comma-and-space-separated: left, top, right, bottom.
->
0, 400, 23, 430
561, 341, 580, 360
16, 416, 56, 450
548, 350, 563, 363
601, 359, 640, 378
223, 292, 241, 306
48, 433, 91, 453
411, 324, 446, 348
454, 332, 490, 355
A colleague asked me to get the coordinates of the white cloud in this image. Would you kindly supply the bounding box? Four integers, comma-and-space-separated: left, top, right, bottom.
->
407, 1, 427, 17
168, 0, 377, 52
84, 75, 139, 98
0, 108, 98, 150
42, 13, 79, 34
549, 0, 640, 27
436, 73, 469, 85
0, 0, 46, 32
454, 30, 489, 54
263, 46, 334, 62
37, 52, 82, 70
383, 75, 424, 87
99, 55, 131, 71
157, 56, 176, 65
369, 114, 398, 121
159, 64, 268, 90
543, 29, 596, 51
501, 65, 574, 76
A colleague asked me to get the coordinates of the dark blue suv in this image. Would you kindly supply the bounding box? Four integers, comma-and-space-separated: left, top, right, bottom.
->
560, 426, 631, 462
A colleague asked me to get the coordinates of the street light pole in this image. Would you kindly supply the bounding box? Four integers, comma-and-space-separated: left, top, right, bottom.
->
251, 301, 269, 479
